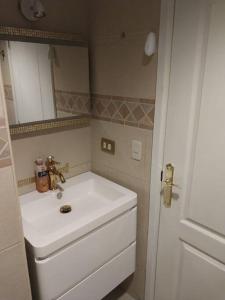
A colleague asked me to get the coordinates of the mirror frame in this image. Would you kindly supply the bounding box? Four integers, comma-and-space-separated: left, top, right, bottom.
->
0, 26, 90, 139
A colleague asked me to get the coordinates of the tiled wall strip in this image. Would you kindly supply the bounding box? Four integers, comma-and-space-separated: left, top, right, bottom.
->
92, 93, 155, 130
17, 163, 69, 188
0, 77, 11, 168
55, 90, 91, 115
4, 85, 91, 115
0, 122, 11, 168
10, 117, 90, 140
3, 85, 13, 101
0, 26, 87, 46
4, 87, 155, 131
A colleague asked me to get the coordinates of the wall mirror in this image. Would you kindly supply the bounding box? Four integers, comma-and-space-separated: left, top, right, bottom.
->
0, 27, 90, 138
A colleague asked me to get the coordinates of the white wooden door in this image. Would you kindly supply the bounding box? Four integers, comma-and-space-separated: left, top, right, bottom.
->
155, 0, 225, 299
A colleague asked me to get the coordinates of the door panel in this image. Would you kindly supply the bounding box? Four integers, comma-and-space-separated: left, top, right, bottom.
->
188, 1, 225, 235
177, 243, 225, 300
179, 220, 225, 263
155, 0, 225, 299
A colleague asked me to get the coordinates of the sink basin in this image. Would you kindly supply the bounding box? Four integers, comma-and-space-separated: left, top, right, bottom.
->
20, 172, 137, 259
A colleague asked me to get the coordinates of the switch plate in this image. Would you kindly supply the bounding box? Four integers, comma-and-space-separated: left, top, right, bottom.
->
101, 138, 115, 155
132, 140, 142, 161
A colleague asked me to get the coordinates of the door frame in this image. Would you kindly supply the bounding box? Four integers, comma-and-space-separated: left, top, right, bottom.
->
145, 0, 175, 299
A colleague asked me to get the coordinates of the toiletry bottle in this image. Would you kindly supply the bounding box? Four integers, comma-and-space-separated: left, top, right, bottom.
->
35, 158, 49, 193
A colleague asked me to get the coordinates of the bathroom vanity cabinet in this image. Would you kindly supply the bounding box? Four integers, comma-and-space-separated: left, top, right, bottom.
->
20, 172, 137, 300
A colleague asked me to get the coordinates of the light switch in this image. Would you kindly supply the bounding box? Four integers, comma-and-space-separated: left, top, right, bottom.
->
132, 140, 142, 161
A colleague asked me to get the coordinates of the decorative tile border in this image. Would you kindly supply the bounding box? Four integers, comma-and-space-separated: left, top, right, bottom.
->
17, 176, 35, 188
0, 26, 87, 47
3, 84, 91, 138
17, 162, 90, 193
0, 127, 11, 168
3, 85, 13, 101
10, 116, 90, 140
55, 90, 91, 115
0, 157, 11, 168
17, 163, 69, 188
92, 93, 155, 130
4, 85, 91, 114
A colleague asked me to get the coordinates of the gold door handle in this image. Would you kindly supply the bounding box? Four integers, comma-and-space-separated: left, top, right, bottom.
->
163, 163, 174, 208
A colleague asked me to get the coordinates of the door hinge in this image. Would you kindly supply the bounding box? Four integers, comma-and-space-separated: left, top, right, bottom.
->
160, 170, 163, 182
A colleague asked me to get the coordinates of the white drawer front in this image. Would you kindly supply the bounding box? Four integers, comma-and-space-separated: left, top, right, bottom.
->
33, 208, 137, 300
58, 243, 136, 300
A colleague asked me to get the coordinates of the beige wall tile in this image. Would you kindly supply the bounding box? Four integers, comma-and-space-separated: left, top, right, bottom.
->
91, 41, 158, 99
53, 46, 90, 93
0, 242, 31, 300
89, 1, 160, 297
91, 120, 152, 181
0, 57, 31, 298
0, 127, 11, 167
0, 85, 5, 128
91, 162, 150, 299
0, 166, 23, 251
89, 0, 161, 100
0, 117, 5, 128
91, 120, 153, 300
89, 0, 161, 38
0, 2, 90, 299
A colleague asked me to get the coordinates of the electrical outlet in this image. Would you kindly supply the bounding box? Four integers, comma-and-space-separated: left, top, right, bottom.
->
101, 138, 115, 155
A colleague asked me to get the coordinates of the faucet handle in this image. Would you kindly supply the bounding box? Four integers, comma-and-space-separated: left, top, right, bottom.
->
47, 155, 60, 165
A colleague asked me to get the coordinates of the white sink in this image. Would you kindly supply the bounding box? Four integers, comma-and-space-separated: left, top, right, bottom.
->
20, 172, 137, 259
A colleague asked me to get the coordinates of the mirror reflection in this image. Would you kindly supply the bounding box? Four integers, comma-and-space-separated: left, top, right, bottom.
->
0, 41, 90, 125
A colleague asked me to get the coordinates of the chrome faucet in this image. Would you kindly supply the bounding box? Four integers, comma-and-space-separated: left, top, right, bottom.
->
46, 155, 66, 190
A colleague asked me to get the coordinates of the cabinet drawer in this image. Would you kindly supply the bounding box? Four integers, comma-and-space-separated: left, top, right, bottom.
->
58, 243, 136, 300
32, 208, 137, 300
